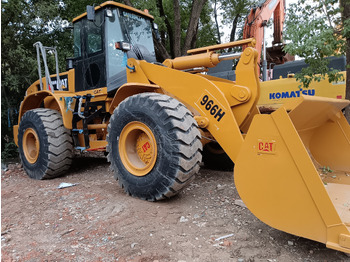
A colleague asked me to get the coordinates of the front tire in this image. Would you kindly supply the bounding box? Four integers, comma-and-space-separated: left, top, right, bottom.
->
18, 108, 73, 179
107, 93, 202, 201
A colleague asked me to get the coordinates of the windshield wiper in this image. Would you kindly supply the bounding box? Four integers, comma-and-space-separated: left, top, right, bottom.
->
119, 13, 144, 60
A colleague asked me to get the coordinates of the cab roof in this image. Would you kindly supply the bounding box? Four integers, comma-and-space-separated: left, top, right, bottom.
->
72, 1, 154, 23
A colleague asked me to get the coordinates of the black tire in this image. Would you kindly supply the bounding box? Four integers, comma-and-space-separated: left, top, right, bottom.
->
106, 93, 202, 201
202, 142, 234, 171
18, 108, 73, 179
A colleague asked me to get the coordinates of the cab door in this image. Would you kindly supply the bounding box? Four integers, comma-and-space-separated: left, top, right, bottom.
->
73, 11, 106, 92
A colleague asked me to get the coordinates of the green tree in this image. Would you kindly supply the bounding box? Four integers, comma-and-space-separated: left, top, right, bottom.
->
129, 0, 217, 58
219, 0, 256, 43
284, 0, 350, 120
1, 0, 74, 159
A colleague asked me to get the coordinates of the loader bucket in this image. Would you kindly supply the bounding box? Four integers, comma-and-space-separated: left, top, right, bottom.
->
234, 96, 350, 253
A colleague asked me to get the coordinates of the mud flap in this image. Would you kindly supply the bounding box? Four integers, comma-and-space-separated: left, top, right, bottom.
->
234, 96, 350, 253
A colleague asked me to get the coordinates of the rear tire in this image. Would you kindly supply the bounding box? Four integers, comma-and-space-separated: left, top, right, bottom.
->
107, 93, 202, 201
18, 108, 73, 179
202, 142, 234, 171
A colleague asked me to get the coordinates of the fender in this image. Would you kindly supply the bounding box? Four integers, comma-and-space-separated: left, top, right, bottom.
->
17, 90, 71, 125
108, 83, 161, 114
14, 91, 72, 146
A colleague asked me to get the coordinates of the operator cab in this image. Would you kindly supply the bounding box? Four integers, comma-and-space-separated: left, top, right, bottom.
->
72, 2, 156, 93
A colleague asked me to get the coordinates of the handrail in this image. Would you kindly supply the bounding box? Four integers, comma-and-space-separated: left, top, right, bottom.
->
33, 42, 62, 93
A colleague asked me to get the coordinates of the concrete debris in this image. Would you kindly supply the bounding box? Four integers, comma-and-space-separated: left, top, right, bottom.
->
234, 199, 247, 208
215, 233, 234, 241
1, 163, 8, 172
216, 184, 225, 191
58, 183, 78, 189
61, 228, 75, 236
193, 214, 200, 219
179, 216, 188, 223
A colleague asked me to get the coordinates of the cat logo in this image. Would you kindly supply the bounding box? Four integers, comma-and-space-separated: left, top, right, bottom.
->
257, 139, 276, 154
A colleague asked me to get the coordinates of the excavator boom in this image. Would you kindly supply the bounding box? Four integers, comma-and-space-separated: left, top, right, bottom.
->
243, 0, 290, 66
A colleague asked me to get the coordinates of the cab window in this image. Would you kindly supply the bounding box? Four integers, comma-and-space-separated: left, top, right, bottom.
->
105, 9, 124, 79
86, 12, 103, 55
74, 21, 82, 57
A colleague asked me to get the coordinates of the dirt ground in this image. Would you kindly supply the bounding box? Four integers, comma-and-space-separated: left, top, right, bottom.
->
2, 153, 350, 262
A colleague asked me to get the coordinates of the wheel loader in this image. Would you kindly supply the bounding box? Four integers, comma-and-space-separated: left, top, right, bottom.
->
13, 1, 350, 253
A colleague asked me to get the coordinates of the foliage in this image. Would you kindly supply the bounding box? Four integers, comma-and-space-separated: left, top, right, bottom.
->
81, 0, 217, 56
1, 0, 69, 159
219, 0, 256, 42
197, 2, 218, 47
1, 0, 96, 159
1, 141, 18, 160
284, 0, 348, 88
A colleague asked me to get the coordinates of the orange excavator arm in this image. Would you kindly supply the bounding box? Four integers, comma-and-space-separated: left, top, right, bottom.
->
243, 0, 285, 66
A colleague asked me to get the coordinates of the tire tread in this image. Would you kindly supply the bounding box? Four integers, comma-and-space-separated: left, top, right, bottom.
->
18, 108, 73, 179
107, 93, 202, 201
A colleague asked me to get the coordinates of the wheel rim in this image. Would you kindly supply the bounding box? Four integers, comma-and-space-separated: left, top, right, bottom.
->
23, 128, 40, 164
119, 121, 157, 176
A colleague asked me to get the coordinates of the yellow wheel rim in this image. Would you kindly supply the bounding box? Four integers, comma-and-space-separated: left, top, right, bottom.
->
23, 128, 40, 164
119, 121, 157, 176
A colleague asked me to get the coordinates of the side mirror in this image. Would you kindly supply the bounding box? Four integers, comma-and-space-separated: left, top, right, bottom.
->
152, 23, 161, 41
87, 5, 95, 21
115, 41, 131, 52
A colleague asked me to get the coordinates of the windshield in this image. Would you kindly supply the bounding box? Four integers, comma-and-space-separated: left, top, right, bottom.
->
119, 9, 156, 61
105, 8, 156, 88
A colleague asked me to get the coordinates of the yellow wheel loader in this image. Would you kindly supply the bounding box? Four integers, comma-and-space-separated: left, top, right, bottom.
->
13, 1, 350, 253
